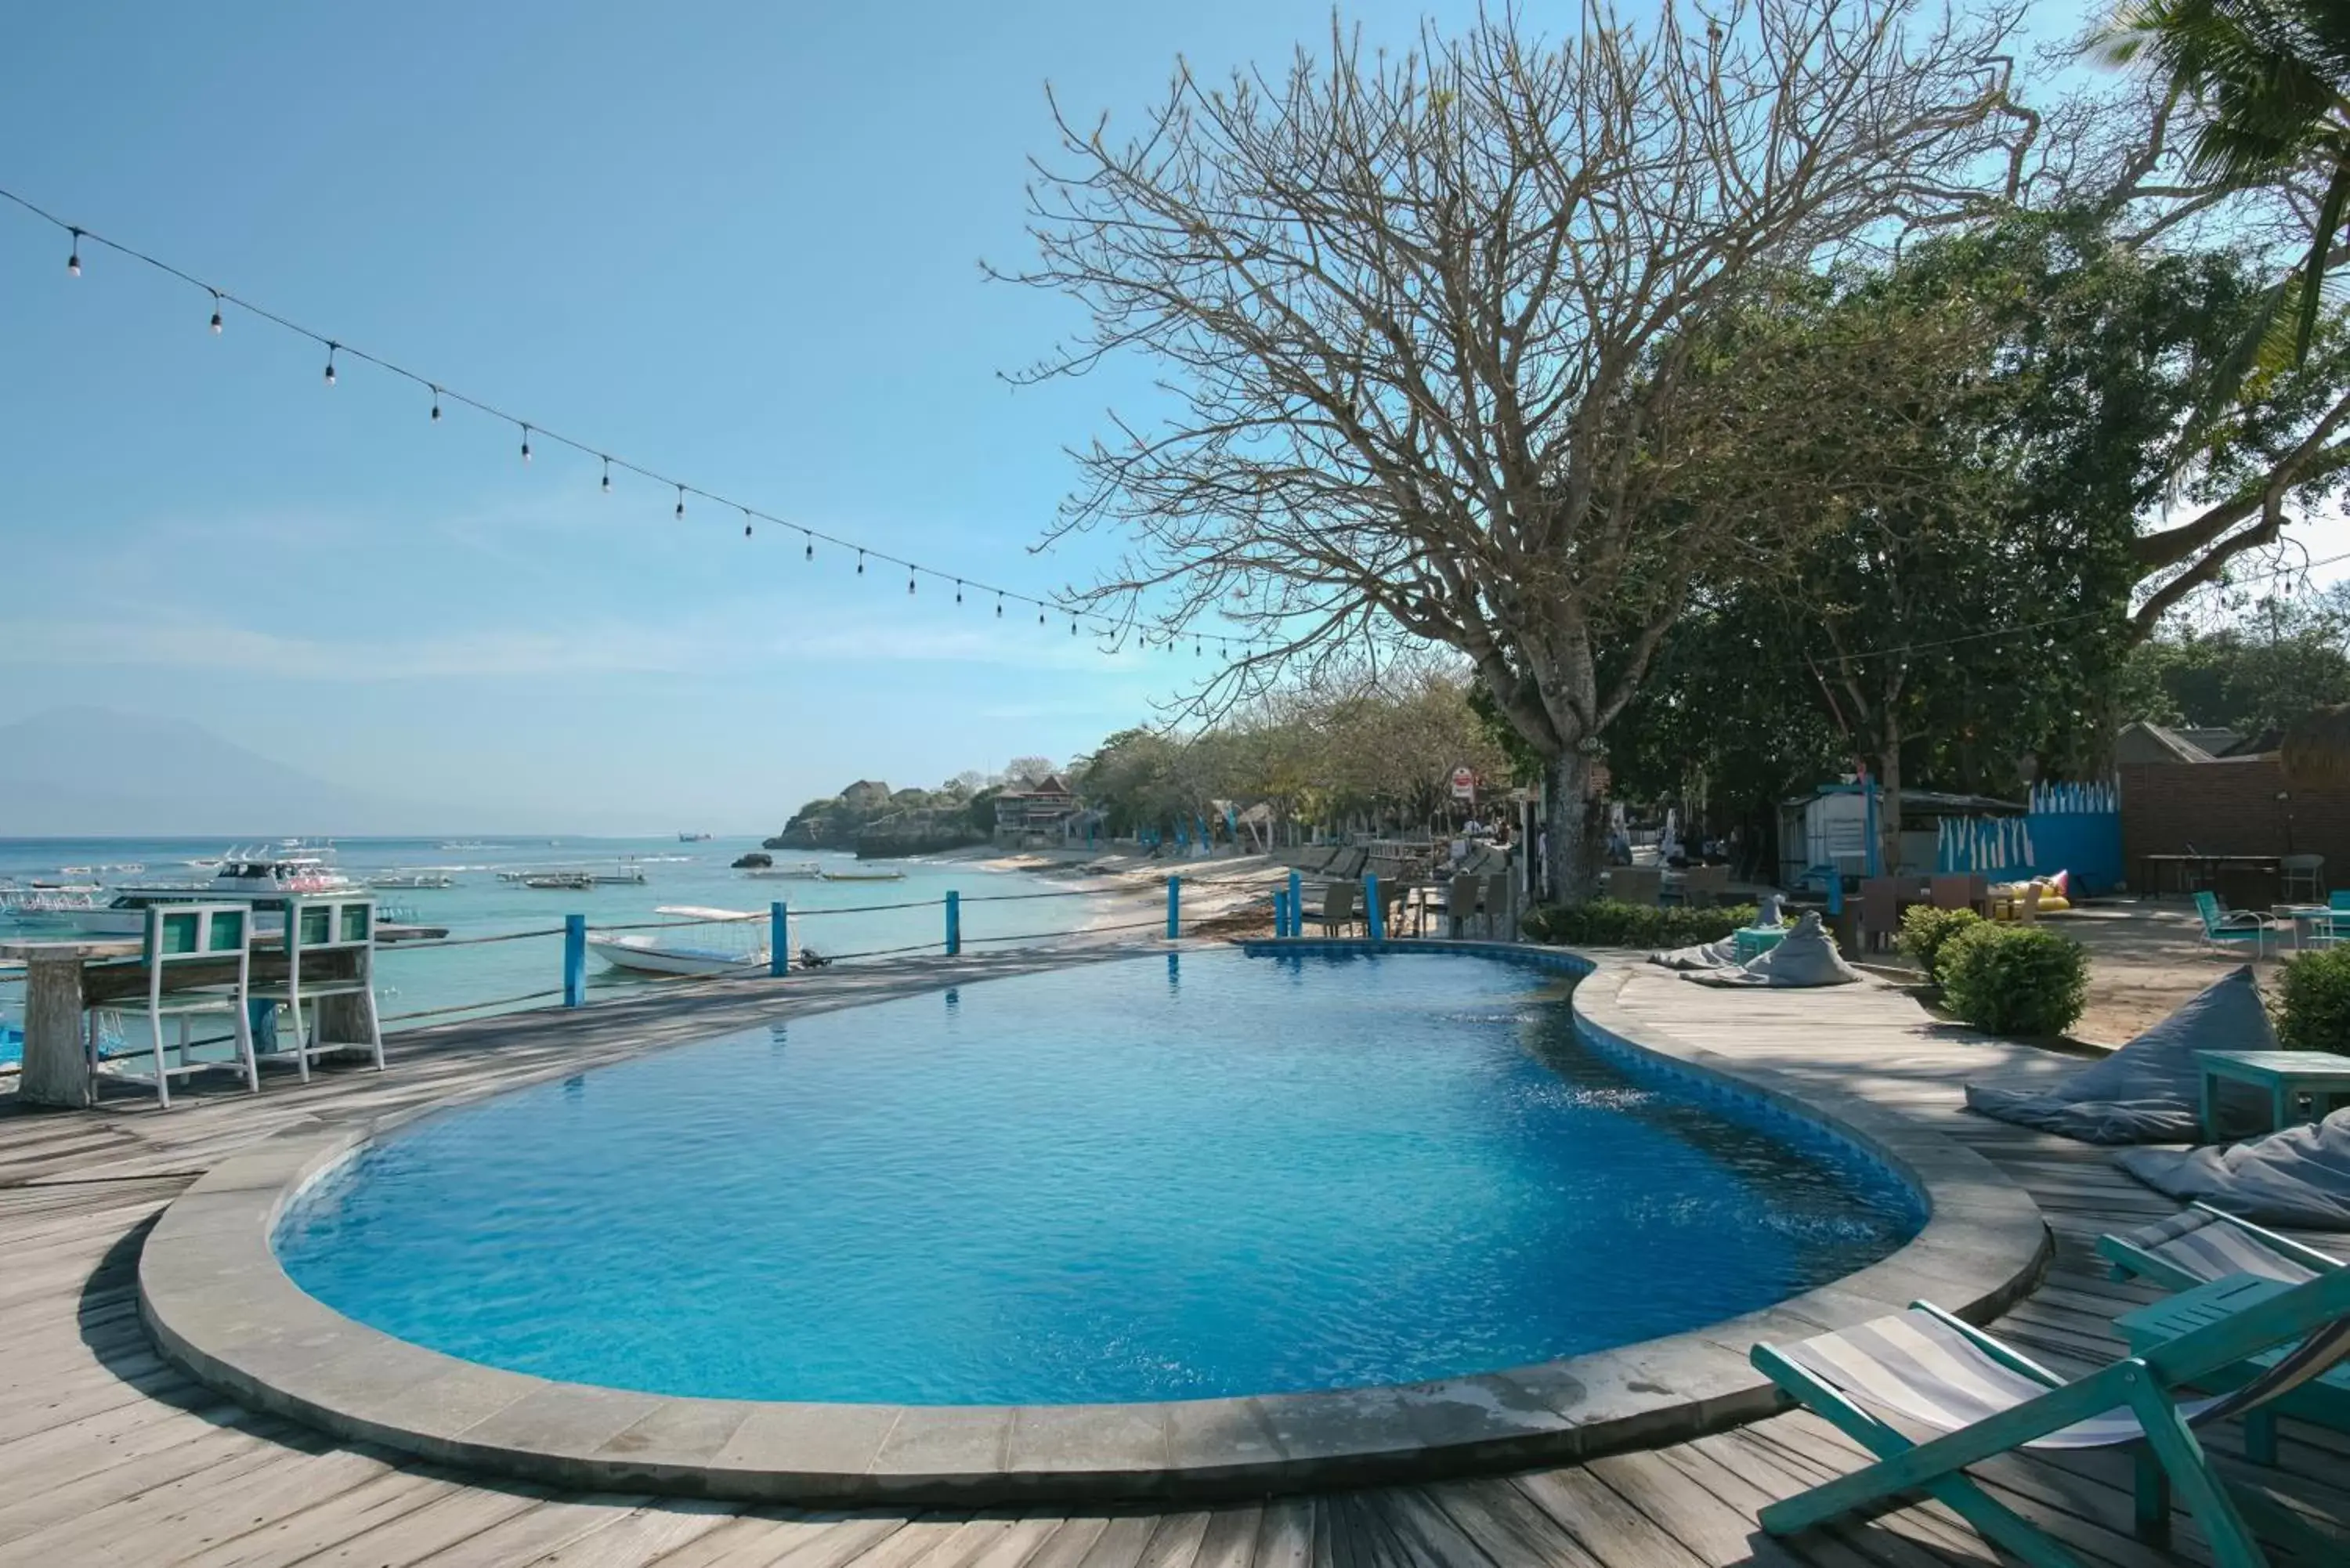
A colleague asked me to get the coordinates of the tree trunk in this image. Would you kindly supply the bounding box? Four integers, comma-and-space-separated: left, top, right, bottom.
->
1542, 750, 1607, 906
1874, 727, 1903, 879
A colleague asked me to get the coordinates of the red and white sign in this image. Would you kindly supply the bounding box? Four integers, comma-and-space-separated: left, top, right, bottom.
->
1450, 766, 1477, 801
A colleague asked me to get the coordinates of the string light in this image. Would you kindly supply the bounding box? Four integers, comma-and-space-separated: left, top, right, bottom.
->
2, 186, 1246, 663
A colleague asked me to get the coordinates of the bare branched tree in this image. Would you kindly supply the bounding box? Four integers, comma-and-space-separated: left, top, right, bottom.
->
996, 0, 2031, 896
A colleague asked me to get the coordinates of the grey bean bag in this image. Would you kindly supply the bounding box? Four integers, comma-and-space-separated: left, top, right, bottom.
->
1963, 966, 2272, 1144
2115, 1109, 2350, 1230
1650, 937, 1741, 970
1683, 913, 1859, 988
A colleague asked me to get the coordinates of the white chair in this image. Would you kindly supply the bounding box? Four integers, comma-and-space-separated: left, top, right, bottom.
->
248, 896, 384, 1081
104, 903, 259, 1108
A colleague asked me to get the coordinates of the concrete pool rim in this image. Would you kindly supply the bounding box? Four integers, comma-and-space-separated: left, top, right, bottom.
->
137, 942, 2051, 1504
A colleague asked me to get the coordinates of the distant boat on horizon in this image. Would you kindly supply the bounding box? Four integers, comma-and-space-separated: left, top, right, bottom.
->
678, 831, 714, 842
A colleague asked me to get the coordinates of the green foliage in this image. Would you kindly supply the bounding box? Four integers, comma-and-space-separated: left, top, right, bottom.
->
965, 786, 1003, 834
1896, 906, 1987, 983
1520, 899, 1759, 950
2276, 946, 2350, 1052
2121, 586, 2350, 734
1936, 924, 2088, 1037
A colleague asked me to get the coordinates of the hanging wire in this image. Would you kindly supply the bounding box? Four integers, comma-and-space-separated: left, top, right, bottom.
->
0, 183, 1187, 649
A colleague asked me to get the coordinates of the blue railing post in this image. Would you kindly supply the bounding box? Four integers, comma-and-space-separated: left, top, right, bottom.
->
945, 890, 961, 956
1286, 870, 1302, 938
769, 901, 789, 977
1365, 873, 1385, 942
1166, 875, 1180, 940
562, 914, 586, 1006
1272, 888, 1289, 938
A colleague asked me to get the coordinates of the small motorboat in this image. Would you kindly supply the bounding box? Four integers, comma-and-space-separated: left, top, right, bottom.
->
820, 866, 906, 882
586, 906, 768, 977
521, 872, 595, 891
747, 862, 827, 880
367, 871, 457, 889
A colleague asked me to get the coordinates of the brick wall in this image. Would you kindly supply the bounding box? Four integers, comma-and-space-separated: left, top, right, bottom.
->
2121, 757, 2350, 895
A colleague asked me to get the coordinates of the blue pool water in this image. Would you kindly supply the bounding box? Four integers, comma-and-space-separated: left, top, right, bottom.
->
275, 950, 1923, 1405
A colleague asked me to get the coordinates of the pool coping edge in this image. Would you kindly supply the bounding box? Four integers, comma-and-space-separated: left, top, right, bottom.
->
137, 942, 2052, 1504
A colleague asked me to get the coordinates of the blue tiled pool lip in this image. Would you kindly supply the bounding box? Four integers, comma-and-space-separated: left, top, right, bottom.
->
138, 945, 2050, 1505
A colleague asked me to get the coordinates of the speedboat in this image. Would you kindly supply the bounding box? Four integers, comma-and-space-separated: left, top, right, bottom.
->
53, 851, 364, 937
585, 906, 768, 977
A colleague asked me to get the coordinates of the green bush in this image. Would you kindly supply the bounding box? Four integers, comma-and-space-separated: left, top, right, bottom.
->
2276, 947, 2350, 1052
1520, 899, 1759, 950
1936, 923, 2088, 1037
1896, 906, 1987, 983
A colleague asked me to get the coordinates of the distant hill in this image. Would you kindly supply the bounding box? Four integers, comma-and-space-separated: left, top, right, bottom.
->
0, 708, 454, 836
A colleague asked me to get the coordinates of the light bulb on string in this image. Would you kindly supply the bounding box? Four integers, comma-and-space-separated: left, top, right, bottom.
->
857, 551, 865, 576
323, 344, 338, 385
996, 593, 1003, 619
208, 291, 223, 334
66, 229, 81, 276
954, 580, 963, 605
429, 386, 442, 422
803, 532, 813, 560
742, 507, 754, 538
674, 485, 686, 521
519, 425, 532, 464
907, 569, 916, 595
600, 457, 611, 493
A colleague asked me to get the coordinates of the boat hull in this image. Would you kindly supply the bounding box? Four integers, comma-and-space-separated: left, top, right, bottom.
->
585, 934, 767, 977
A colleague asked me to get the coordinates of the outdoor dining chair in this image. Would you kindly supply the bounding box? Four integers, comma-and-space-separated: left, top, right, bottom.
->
2282, 854, 2325, 904
107, 902, 259, 1108
246, 895, 385, 1081
1311, 880, 1361, 938
2194, 891, 2270, 958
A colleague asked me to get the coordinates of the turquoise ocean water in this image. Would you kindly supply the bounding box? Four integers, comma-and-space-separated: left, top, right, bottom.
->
0, 836, 1094, 1046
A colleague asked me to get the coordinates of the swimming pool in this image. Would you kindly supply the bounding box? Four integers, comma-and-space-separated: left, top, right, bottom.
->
274, 949, 1923, 1406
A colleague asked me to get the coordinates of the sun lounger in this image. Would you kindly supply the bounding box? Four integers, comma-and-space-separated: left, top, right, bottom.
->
1753, 1265, 2350, 1565
2099, 1203, 2341, 1292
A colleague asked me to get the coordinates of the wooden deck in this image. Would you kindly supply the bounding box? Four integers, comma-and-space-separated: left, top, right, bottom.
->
3, 949, 2346, 1566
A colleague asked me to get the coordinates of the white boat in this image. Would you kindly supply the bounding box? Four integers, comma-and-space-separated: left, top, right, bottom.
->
367, 871, 457, 890
678, 831, 713, 842
586, 905, 768, 977
52, 851, 366, 937
520, 871, 595, 891
820, 866, 906, 882
744, 862, 826, 880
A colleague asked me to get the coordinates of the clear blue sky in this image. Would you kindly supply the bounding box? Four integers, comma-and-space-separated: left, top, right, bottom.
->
1, 0, 2125, 833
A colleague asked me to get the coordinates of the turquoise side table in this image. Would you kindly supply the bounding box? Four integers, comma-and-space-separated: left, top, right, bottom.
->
2197, 1050, 2350, 1143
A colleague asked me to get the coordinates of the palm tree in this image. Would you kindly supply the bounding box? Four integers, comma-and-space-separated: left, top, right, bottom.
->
2106, 0, 2350, 363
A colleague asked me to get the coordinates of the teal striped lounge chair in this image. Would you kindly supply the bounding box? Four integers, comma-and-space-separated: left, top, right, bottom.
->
1751, 1264, 2350, 1568
2099, 1204, 2342, 1294
2194, 891, 2270, 956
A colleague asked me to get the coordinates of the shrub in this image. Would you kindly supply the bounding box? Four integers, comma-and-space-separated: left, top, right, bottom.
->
1936, 923, 2088, 1037
1520, 898, 1759, 950
1896, 905, 1987, 983
2276, 947, 2350, 1052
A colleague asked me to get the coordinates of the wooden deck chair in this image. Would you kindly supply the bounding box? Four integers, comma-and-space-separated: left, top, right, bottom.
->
2099, 1204, 2342, 1294
1752, 1264, 2350, 1567
1444, 873, 1484, 938
1376, 878, 1408, 938
248, 896, 385, 1082
107, 903, 259, 1108
1312, 880, 1360, 938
